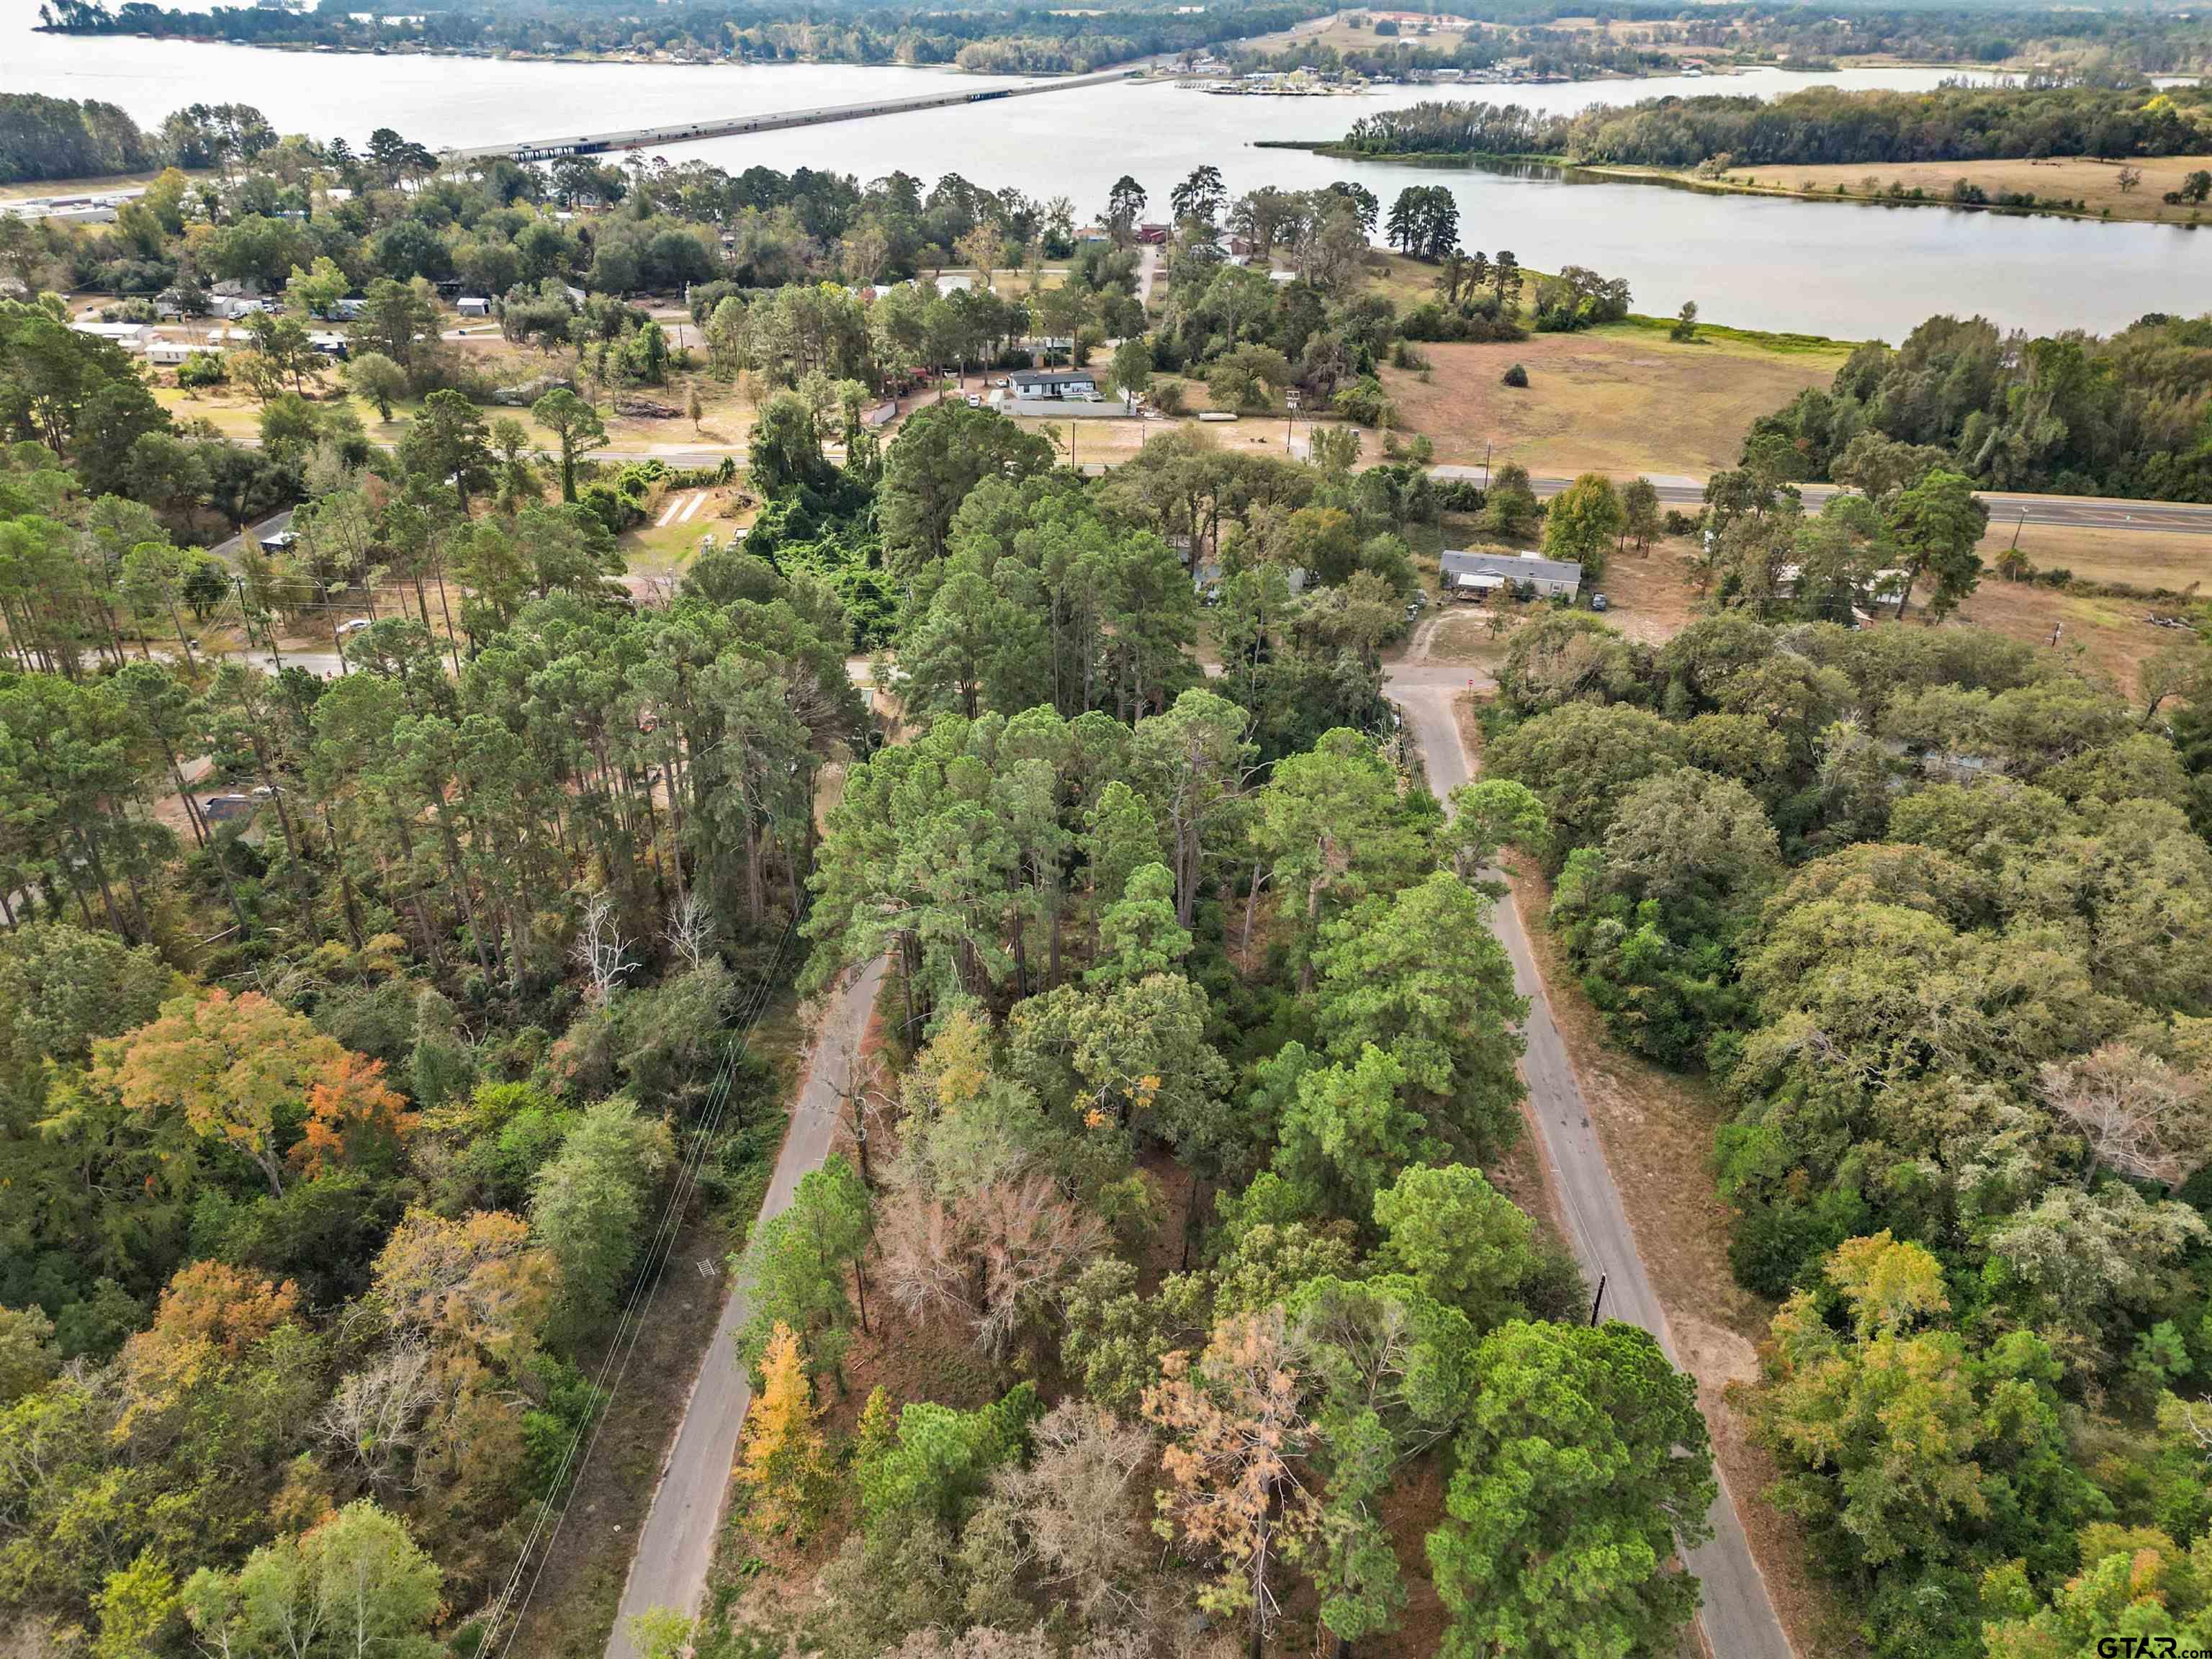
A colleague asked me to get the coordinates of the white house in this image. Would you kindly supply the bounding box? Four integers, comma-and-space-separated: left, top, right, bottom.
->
71, 320, 153, 352
1007, 367, 1098, 400
1439, 549, 1583, 600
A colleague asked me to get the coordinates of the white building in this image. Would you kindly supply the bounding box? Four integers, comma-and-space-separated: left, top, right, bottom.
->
71, 320, 153, 352
1439, 549, 1583, 600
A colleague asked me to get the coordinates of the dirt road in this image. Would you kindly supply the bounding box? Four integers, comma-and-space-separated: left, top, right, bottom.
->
603, 954, 887, 1658
1385, 672, 1794, 1659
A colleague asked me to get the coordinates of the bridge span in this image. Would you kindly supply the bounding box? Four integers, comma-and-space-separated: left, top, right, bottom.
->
449, 67, 1141, 162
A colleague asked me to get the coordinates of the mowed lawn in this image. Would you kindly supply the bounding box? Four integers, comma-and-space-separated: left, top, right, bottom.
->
1380, 328, 1845, 478
1717, 154, 2212, 224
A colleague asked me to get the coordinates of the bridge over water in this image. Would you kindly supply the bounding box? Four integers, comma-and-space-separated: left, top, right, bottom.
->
447, 67, 1141, 161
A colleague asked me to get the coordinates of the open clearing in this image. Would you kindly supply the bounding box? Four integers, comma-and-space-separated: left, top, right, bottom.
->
1380, 330, 1843, 477
1714, 153, 2212, 224
1979, 516, 2212, 593
154, 371, 755, 458
1955, 581, 2184, 696
1241, 13, 1485, 55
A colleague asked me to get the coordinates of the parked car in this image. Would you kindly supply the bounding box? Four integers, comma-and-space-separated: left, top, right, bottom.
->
336, 618, 372, 636
1591, 592, 1609, 612
261, 529, 297, 552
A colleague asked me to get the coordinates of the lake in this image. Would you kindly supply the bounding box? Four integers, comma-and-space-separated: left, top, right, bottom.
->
6, 0, 2209, 341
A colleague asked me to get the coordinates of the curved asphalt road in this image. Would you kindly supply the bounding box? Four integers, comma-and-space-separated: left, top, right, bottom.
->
1431, 466, 2212, 536
601, 955, 886, 1659
1387, 670, 1794, 1659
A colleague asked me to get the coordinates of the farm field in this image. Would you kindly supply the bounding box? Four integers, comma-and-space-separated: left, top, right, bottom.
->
1707, 153, 2212, 223
1379, 329, 1843, 477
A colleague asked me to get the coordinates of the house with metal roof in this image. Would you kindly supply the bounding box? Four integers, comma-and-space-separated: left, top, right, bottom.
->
1439, 549, 1583, 600
1008, 367, 1099, 400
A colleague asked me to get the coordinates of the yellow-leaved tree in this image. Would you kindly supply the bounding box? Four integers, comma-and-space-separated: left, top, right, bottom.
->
739, 1321, 826, 1532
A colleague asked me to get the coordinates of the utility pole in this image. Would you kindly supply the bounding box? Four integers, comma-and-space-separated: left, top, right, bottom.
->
233, 575, 285, 675
1588, 1272, 1608, 1326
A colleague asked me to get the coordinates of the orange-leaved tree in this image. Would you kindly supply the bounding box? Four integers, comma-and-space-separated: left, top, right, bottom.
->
97, 989, 415, 1195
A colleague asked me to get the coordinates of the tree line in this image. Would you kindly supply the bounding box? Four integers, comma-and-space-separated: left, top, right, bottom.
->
0, 96, 274, 186
42, 0, 1331, 76
1340, 80, 2212, 168
1740, 311, 2212, 503
1475, 603, 2212, 1657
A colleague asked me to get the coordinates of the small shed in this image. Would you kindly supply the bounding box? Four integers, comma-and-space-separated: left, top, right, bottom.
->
456, 295, 492, 317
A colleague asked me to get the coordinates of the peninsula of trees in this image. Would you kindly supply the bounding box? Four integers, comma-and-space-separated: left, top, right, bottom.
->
1336, 80, 2212, 169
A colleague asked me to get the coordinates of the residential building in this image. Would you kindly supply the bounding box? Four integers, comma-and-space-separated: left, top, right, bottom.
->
1007, 367, 1099, 400
1439, 549, 1583, 600
70, 320, 153, 352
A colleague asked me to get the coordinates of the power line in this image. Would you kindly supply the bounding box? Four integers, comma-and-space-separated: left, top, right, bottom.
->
478, 914, 793, 1650
476, 910, 802, 1656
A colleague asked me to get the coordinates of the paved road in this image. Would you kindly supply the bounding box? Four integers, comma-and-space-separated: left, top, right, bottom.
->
207, 505, 295, 560
603, 955, 887, 1659
1431, 466, 2212, 536
1384, 669, 1795, 1659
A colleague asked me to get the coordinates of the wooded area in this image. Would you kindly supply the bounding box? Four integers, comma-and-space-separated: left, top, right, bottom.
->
1341, 81, 2212, 168
1, 86, 2211, 1659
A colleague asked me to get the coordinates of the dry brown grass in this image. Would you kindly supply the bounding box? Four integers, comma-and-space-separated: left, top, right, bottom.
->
1380, 332, 1841, 478
1982, 518, 2212, 594
1951, 581, 2177, 695
1718, 153, 2212, 224
1241, 13, 1483, 53
1949, 519, 2212, 693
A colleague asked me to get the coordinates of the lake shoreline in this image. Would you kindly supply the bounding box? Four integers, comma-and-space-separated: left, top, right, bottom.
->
1272, 140, 2211, 227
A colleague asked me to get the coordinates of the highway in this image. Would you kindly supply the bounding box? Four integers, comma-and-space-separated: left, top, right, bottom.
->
602, 956, 886, 1659
1385, 667, 1797, 1659
1431, 465, 2212, 536
450, 68, 1138, 162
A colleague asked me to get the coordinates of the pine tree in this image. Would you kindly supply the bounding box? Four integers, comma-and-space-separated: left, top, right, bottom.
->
739, 1321, 827, 1532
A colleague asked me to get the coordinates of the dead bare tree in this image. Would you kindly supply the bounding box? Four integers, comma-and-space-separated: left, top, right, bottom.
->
991, 1400, 1156, 1628
877, 1169, 1107, 1360
1144, 1308, 1320, 1659
572, 890, 633, 1006
2038, 1042, 2212, 1187
319, 1335, 436, 1491
662, 887, 716, 974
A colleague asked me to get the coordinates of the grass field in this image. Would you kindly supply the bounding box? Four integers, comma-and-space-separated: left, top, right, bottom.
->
1982, 518, 2212, 595
1241, 12, 1485, 55
618, 484, 750, 583
1379, 329, 1843, 477
0, 167, 215, 202
1010, 403, 1330, 467
1954, 517, 2212, 693
1712, 154, 2212, 224
154, 370, 754, 457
